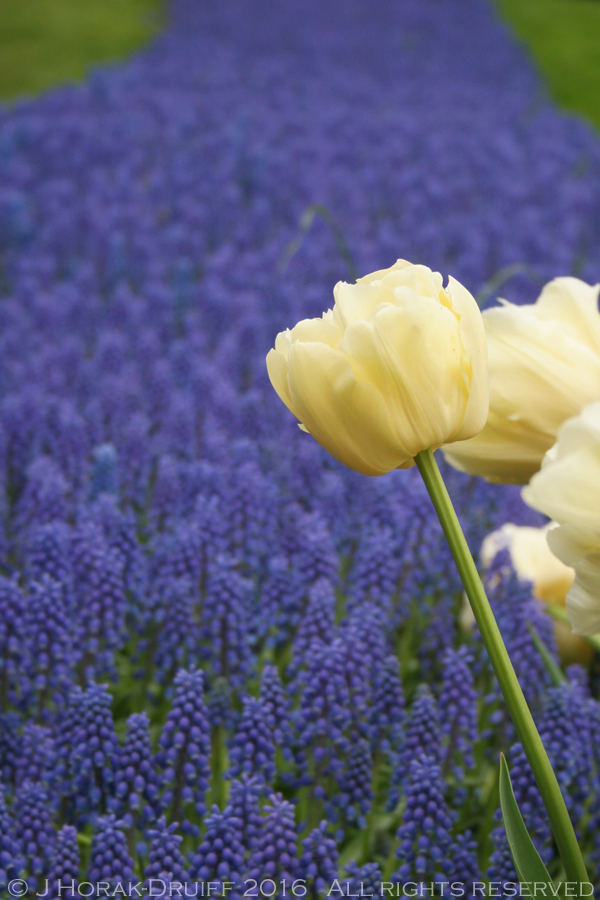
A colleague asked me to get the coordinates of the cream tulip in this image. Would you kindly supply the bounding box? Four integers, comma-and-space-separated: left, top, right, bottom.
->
481, 523, 575, 605
443, 276, 600, 483
523, 401, 600, 636
480, 522, 592, 663
266, 260, 488, 476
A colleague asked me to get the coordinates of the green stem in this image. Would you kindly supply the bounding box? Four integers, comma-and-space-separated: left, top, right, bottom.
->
414, 448, 588, 887
210, 724, 227, 810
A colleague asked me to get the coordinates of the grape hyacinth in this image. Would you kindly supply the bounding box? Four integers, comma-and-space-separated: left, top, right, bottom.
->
0, 713, 22, 794
347, 525, 399, 617
0, 784, 22, 892
69, 682, 121, 823
69, 523, 127, 679
21, 576, 74, 713
388, 687, 442, 810
370, 654, 404, 755
0, 576, 25, 711
201, 558, 253, 689
46, 825, 80, 900
15, 780, 56, 887
343, 861, 383, 898
330, 738, 373, 836
51, 687, 83, 809
290, 580, 337, 677
248, 794, 299, 898
90, 443, 119, 500
15, 457, 70, 533
17, 723, 55, 789
538, 683, 595, 828
151, 577, 201, 682
439, 647, 478, 773
393, 755, 454, 884
486, 825, 518, 890
144, 817, 190, 895
87, 816, 136, 895
295, 639, 354, 800
226, 776, 263, 855
188, 806, 245, 897
114, 711, 160, 826
259, 664, 294, 755
157, 667, 211, 835
483, 552, 557, 718
23, 522, 73, 595
227, 696, 276, 785
297, 821, 339, 899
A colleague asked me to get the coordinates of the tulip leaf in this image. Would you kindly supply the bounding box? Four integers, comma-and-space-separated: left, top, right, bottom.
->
526, 621, 566, 687
499, 753, 554, 886
277, 203, 357, 281
475, 262, 543, 307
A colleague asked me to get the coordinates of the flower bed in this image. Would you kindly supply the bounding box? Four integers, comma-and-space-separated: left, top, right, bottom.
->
0, 0, 599, 893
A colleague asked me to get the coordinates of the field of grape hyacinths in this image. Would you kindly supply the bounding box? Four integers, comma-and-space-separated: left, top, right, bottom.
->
2, 0, 600, 895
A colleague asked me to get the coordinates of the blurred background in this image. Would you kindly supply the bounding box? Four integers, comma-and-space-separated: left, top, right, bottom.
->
1, 0, 600, 131
0, 0, 164, 100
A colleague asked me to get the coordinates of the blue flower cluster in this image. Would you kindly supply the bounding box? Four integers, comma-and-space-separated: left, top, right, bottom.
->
0, 0, 600, 891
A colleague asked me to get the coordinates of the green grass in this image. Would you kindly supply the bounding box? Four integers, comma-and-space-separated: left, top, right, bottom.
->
0, 0, 165, 101
497, 0, 600, 130
0, 0, 598, 128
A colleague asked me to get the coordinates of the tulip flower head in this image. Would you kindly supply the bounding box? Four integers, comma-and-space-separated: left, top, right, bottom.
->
266, 260, 488, 476
523, 401, 600, 636
480, 523, 592, 663
444, 277, 600, 484
481, 523, 575, 606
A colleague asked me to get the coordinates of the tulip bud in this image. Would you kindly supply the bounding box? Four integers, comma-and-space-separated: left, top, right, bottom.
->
480, 523, 592, 664
522, 401, 600, 636
443, 277, 600, 484
266, 260, 488, 476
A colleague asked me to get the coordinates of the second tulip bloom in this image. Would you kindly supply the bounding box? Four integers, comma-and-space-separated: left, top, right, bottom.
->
443, 276, 600, 483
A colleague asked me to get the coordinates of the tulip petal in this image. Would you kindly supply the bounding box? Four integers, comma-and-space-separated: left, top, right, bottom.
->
339, 296, 468, 456
566, 553, 600, 635
333, 280, 391, 328
287, 341, 411, 475
520, 402, 600, 637
445, 277, 600, 483
484, 302, 600, 435
266, 348, 297, 418
523, 442, 600, 539
444, 409, 553, 484
446, 276, 489, 442
546, 523, 600, 567
355, 258, 412, 285
481, 523, 575, 606
289, 310, 343, 349
536, 277, 600, 356
544, 399, 600, 463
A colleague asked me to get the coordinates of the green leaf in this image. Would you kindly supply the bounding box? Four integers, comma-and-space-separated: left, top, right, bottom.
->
499, 753, 554, 886
526, 620, 566, 686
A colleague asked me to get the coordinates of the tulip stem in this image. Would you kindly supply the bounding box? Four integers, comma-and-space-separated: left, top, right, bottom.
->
414, 448, 588, 888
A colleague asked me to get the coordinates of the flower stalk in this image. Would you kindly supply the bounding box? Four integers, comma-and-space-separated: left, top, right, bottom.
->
414, 447, 588, 887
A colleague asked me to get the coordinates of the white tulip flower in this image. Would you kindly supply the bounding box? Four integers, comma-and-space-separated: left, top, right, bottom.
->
267, 259, 488, 476
523, 401, 600, 635
444, 276, 600, 483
